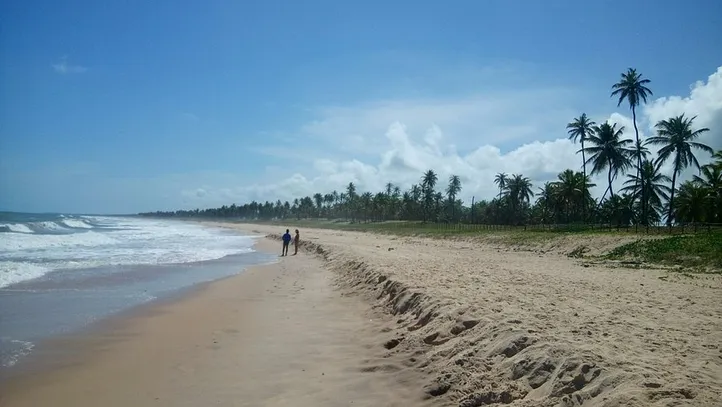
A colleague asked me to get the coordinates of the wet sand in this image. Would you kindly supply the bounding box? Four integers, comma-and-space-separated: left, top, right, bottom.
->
0, 238, 428, 407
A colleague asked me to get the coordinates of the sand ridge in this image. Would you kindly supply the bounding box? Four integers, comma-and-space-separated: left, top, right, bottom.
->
245, 223, 722, 406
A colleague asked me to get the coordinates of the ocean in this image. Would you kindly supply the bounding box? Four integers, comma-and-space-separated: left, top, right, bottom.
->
0, 213, 275, 370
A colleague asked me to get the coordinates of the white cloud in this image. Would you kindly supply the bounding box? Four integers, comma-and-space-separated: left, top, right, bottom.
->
196, 66, 719, 209
643, 66, 722, 152
22, 66, 717, 213
298, 88, 579, 156
52, 56, 87, 74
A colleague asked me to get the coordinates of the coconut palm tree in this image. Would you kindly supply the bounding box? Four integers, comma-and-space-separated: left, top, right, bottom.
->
446, 175, 462, 220
620, 160, 672, 224
673, 181, 709, 224
421, 170, 438, 192
505, 174, 534, 221
582, 121, 634, 201
611, 68, 653, 222
313, 193, 323, 217
553, 169, 595, 222
494, 173, 507, 200
647, 114, 712, 226
566, 114, 596, 219
693, 158, 722, 223
420, 170, 438, 221
535, 182, 558, 224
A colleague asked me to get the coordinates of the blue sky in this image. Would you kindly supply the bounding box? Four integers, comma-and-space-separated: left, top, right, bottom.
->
1, 0, 721, 214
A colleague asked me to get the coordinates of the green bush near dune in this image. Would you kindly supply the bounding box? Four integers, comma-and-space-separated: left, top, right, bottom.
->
604, 232, 722, 271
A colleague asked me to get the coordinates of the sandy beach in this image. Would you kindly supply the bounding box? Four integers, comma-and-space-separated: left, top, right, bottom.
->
2, 225, 721, 406
0, 237, 427, 407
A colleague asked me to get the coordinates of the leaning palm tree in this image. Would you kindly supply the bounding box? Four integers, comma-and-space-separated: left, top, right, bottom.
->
611, 68, 653, 222
566, 114, 596, 219
647, 114, 712, 226
494, 173, 508, 200
582, 122, 634, 202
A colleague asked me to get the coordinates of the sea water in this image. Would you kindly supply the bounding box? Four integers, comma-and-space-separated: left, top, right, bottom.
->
0, 213, 275, 369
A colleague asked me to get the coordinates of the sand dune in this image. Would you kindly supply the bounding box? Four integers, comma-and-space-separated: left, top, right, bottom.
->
233, 224, 722, 406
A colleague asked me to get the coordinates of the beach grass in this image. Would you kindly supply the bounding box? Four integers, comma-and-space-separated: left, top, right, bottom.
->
603, 232, 722, 272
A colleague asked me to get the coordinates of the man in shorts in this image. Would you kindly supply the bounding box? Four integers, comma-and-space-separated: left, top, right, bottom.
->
281, 229, 292, 256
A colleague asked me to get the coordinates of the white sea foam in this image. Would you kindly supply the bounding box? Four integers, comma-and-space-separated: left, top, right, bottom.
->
0, 338, 35, 367
0, 261, 49, 288
61, 219, 93, 229
34, 221, 70, 232
0, 217, 256, 288
0, 223, 34, 234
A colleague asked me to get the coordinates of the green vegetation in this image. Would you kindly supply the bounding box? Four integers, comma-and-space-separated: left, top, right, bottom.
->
605, 232, 722, 272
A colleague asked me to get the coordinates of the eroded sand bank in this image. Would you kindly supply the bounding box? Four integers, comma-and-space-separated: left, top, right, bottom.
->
232, 224, 722, 406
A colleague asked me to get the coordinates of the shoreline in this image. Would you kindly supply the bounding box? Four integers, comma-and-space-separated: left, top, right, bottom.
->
0, 236, 429, 407
3, 222, 721, 405
0, 225, 274, 377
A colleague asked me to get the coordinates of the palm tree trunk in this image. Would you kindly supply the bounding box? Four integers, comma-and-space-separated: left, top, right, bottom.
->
632, 106, 645, 225
667, 170, 677, 229
581, 139, 587, 223
608, 163, 615, 198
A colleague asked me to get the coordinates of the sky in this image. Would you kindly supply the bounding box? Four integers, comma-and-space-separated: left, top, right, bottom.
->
1, 0, 721, 214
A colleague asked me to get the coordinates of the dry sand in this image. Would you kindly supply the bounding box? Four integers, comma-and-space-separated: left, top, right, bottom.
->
3, 225, 721, 407
224, 224, 722, 406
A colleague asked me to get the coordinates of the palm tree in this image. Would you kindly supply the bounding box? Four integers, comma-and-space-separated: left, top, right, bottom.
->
647, 114, 712, 226
536, 182, 558, 224
693, 163, 722, 223
673, 181, 709, 224
421, 170, 438, 222
505, 174, 534, 222
611, 68, 653, 223
494, 173, 507, 200
583, 121, 634, 201
385, 182, 394, 197
620, 160, 672, 224
421, 170, 438, 192
313, 193, 323, 217
553, 169, 595, 222
566, 114, 596, 219
446, 175, 462, 220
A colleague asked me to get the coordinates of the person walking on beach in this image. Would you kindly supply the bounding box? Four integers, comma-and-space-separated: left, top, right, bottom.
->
281, 229, 292, 256
293, 229, 300, 255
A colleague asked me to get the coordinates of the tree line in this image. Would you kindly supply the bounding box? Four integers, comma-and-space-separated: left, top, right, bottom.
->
140, 69, 721, 227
